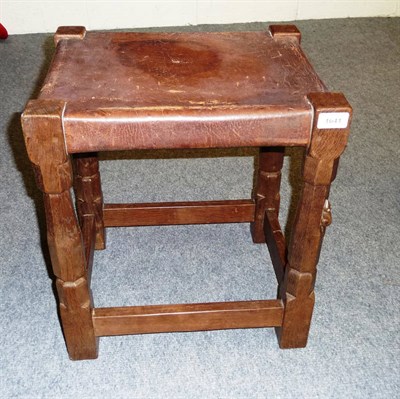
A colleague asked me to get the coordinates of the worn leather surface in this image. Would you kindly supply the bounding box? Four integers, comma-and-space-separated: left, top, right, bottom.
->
39, 30, 326, 151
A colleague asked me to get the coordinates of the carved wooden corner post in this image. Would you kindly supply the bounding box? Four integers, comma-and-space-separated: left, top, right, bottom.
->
21, 100, 98, 360
54, 26, 86, 46
277, 92, 352, 348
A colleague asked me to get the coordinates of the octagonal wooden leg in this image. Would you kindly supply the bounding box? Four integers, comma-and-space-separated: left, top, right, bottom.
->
22, 100, 98, 360
277, 92, 352, 348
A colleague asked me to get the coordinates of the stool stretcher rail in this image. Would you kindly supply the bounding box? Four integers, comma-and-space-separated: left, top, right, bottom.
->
93, 300, 284, 336
103, 199, 256, 227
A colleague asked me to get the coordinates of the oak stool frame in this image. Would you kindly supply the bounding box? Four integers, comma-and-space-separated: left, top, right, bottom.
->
21, 25, 352, 360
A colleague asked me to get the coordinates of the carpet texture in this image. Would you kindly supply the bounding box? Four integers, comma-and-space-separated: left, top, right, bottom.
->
1, 18, 399, 399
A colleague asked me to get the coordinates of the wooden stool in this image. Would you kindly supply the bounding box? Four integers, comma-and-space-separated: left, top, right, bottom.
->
21, 25, 352, 360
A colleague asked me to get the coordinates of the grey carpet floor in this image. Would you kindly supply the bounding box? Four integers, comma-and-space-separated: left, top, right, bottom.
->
1, 17, 399, 399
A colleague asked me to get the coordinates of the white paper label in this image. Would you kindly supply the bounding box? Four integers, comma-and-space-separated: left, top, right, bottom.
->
317, 112, 350, 129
